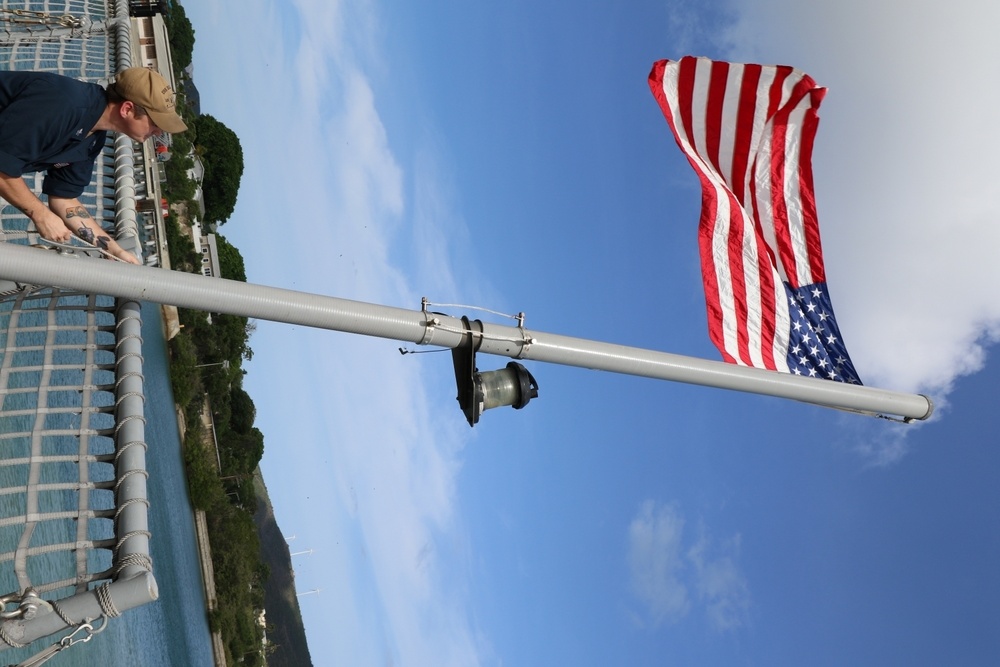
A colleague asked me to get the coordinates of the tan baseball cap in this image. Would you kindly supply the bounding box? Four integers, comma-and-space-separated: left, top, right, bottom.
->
112, 67, 188, 133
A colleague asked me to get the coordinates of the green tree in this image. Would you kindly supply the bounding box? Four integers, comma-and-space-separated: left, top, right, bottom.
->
215, 234, 247, 282
194, 115, 244, 225
162, 152, 195, 202
164, 2, 196, 73
220, 428, 265, 476
229, 386, 256, 434
168, 331, 202, 409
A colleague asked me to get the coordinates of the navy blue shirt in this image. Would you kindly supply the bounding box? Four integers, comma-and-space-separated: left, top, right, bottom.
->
0, 71, 108, 199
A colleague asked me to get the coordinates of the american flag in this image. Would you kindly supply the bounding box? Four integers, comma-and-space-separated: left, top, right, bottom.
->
648, 56, 861, 384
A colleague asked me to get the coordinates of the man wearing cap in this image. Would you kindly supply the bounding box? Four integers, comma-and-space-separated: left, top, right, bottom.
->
0, 67, 187, 264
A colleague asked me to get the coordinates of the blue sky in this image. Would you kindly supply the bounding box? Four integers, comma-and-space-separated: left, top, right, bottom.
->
183, 1, 1000, 665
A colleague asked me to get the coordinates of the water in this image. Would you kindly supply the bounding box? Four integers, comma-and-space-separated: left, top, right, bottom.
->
1, 303, 215, 667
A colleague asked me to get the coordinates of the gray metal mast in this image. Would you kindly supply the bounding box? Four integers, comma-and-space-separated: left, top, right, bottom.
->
0, 243, 933, 422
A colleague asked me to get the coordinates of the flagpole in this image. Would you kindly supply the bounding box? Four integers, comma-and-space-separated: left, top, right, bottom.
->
0, 244, 932, 422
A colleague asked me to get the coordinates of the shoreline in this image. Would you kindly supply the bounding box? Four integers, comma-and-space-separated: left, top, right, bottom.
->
159, 230, 227, 665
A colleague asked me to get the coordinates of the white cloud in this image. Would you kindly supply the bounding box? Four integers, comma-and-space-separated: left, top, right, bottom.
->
628, 501, 691, 626
687, 531, 750, 631
627, 501, 749, 631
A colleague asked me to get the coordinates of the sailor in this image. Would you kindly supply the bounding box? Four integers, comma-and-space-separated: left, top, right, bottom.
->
0, 67, 187, 263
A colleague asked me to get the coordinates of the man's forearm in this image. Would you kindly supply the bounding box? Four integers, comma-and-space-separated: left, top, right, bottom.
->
52, 198, 97, 235
50, 196, 111, 250
49, 196, 141, 265
0, 171, 71, 241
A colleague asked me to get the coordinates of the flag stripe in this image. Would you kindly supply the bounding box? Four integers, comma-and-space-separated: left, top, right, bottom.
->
662, 59, 737, 363
649, 56, 860, 383
797, 91, 826, 282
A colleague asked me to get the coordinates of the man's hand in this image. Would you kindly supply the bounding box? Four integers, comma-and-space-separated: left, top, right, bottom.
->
32, 207, 74, 242
0, 171, 72, 242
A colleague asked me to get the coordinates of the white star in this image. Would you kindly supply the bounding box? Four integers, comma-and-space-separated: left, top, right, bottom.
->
826, 334, 838, 345
808, 368, 818, 377
809, 345, 820, 357
792, 368, 802, 375
818, 311, 829, 322
827, 370, 838, 379
812, 287, 822, 298
817, 358, 828, 368
791, 344, 802, 355
806, 302, 817, 313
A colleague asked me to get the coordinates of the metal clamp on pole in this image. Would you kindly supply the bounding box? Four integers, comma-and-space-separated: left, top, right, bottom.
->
418, 297, 442, 346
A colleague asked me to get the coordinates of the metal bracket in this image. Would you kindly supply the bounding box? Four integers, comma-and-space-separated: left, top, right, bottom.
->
0, 589, 43, 621
514, 312, 535, 359
418, 297, 442, 345
451, 317, 484, 426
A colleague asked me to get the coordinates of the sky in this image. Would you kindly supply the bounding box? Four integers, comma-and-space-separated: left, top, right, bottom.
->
183, 1, 1000, 665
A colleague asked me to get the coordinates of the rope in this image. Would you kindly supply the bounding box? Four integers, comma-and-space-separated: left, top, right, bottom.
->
422, 299, 525, 323
113, 391, 144, 408
113, 440, 148, 464
114, 313, 142, 329
95, 583, 119, 618
0, 623, 26, 649
424, 321, 531, 347
112, 530, 151, 558
114, 330, 143, 346
112, 412, 146, 435
113, 371, 144, 389
113, 468, 148, 493
112, 496, 149, 521
48, 601, 74, 629
114, 552, 152, 576
113, 350, 143, 364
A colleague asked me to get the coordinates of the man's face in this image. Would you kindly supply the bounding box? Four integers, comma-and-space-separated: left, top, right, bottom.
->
123, 102, 163, 142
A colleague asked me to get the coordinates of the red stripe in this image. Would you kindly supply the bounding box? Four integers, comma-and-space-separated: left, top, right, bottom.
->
798, 86, 827, 282
683, 62, 730, 362
729, 65, 760, 203
725, 189, 751, 365
734, 66, 778, 368
738, 68, 780, 369
677, 59, 697, 170
698, 185, 736, 364
648, 59, 729, 360
705, 61, 729, 177
700, 60, 752, 365
767, 67, 799, 288
648, 59, 667, 108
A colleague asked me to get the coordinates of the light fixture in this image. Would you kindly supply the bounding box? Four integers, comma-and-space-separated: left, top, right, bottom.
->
451, 317, 539, 427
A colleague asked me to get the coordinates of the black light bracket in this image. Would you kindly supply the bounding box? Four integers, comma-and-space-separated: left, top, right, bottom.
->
451, 316, 539, 427
451, 316, 483, 426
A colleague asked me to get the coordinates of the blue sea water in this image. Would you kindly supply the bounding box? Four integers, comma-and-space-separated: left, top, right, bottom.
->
1, 302, 215, 667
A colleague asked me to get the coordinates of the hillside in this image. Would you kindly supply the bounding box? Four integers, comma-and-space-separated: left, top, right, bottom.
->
253, 475, 314, 667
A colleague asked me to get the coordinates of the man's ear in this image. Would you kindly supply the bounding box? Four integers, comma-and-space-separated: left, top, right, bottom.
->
118, 100, 135, 118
